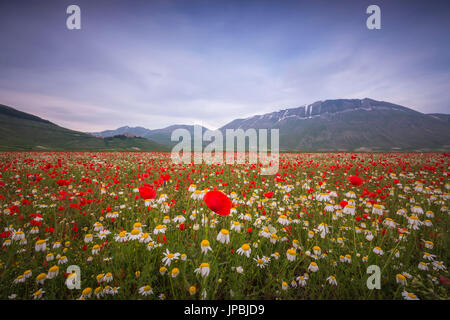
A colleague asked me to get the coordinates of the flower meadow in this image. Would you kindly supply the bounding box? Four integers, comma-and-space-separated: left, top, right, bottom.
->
0, 152, 449, 300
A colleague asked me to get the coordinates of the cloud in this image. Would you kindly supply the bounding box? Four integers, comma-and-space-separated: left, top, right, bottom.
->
0, 0, 449, 132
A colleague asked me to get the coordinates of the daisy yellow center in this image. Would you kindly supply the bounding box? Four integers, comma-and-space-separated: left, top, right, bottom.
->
144, 285, 152, 291
200, 263, 209, 268
48, 266, 58, 273
36, 273, 46, 280
220, 229, 229, 235
130, 229, 140, 235
171, 268, 179, 275
241, 244, 250, 251
396, 274, 406, 280
82, 288, 92, 295
287, 249, 296, 256
167, 253, 174, 259
201, 240, 210, 247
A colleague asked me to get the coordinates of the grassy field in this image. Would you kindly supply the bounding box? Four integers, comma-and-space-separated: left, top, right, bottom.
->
0, 152, 448, 300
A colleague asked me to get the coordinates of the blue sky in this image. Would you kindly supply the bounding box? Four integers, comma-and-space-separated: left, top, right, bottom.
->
0, 0, 449, 131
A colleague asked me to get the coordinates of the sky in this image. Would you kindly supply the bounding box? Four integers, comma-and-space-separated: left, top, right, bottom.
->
0, 0, 449, 131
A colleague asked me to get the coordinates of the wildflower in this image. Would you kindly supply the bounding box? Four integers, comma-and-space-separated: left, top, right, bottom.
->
128, 228, 142, 240
277, 214, 290, 225
32, 289, 45, 300
159, 266, 167, 275
372, 204, 384, 215
94, 286, 103, 298
81, 287, 92, 298
115, 231, 128, 242
432, 261, 446, 271
236, 266, 244, 274
297, 275, 307, 287
153, 225, 167, 235
402, 290, 419, 300
13, 275, 25, 284
327, 275, 338, 286
217, 229, 230, 244
84, 234, 93, 243
23, 270, 32, 279
407, 215, 422, 230
194, 263, 210, 277
281, 281, 289, 290
162, 249, 180, 266
418, 262, 429, 271
308, 262, 319, 272
254, 256, 269, 268
236, 243, 251, 258
189, 286, 197, 295
103, 272, 113, 283
47, 266, 59, 279
35, 239, 46, 252
373, 247, 384, 255
204, 190, 232, 216
171, 267, 180, 278
36, 273, 46, 285
200, 240, 212, 254
46, 253, 54, 262
286, 248, 297, 261
313, 246, 321, 255
396, 274, 407, 285
423, 252, 436, 261
139, 285, 153, 296
230, 221, 242, 232
423, 240, 434, 249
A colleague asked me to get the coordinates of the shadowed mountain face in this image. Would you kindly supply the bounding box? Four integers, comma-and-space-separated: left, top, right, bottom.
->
219, 98, 450, 151
0, 104, 167, 151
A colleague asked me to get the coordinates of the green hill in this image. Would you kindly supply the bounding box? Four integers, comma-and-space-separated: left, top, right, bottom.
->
0, 104, 168, 151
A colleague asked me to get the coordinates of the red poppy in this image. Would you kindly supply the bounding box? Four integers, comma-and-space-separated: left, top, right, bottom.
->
339, 200, 348, 208
348, 175, 363, 186
264, 192, 273, 199
204, 190, 232, 216
56, 179, 69, 186
138, 186, 156, 200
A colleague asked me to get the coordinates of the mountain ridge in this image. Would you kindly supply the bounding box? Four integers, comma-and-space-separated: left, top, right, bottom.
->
0, 104, 168, 151
1, 98, 449, 151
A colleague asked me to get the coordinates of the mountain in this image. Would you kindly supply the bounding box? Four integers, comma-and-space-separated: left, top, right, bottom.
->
428, 113, 450, 124
219, 98, 450, 151
91, 124, 210, 146
0, 104, 167, 151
